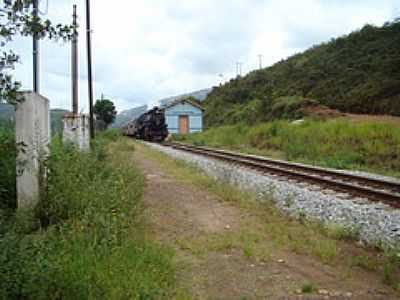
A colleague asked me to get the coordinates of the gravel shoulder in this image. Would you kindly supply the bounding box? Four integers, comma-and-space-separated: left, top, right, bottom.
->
133, 142, 399, 299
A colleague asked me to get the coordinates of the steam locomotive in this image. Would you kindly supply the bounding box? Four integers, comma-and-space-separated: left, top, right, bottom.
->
122, 107, 168, 142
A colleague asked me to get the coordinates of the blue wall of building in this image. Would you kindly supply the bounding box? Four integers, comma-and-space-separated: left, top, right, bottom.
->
165, 102, 203, 134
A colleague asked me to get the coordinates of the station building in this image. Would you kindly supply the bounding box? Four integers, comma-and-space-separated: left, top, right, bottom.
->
163, 99, 204, 134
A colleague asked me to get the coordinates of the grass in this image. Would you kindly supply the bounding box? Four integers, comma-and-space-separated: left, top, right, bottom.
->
0, 133, 176, 299
137, 141, 400, 290
351, 255, 379, 271
174, 118, 400, 178
301, 282, 316, 294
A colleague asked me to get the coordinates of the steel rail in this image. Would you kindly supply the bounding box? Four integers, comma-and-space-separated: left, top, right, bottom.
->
166, 142, 400, 208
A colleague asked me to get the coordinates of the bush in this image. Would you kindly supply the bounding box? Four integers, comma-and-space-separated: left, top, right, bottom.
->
0, 123, 16, 209
0, 136, 175, 299
203, 21, 400, 127
175, 119, 400, 177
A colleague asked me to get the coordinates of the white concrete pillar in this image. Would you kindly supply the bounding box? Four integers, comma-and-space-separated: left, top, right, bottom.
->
62, 113, 90, 150
15, 92, 50, 208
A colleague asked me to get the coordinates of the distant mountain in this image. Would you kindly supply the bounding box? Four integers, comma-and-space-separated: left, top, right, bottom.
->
158, 88, 211, 107
112, 105, 148, 128
0, 103, 68, 134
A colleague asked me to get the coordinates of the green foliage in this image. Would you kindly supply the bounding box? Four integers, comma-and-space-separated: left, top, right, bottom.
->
0, 136, 175, 299
1, 1, 73, 104
0, 123, 16, 209
175, 119, 400, 177
301, 282, 315, 294
94, 99, 117, 129
204, 21, 400, 127
269, 96, 317, 119
50, 109, 69, 135
383, 251, 400, 288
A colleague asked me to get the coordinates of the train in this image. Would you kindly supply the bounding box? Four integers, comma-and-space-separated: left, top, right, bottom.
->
122, 107, 169, 142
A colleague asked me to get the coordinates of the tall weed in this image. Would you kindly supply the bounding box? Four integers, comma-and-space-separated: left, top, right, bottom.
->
0, 136, 175, 299
176, 119, 400, 176
0, 123, 16, 209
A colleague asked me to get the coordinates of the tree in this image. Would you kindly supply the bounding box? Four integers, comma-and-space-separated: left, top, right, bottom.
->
0, 1, 72, 104
94, 98, 117, 129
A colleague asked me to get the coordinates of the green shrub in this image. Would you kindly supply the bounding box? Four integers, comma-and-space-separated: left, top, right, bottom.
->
0, 136, 175, 299
301, 282, 315, 293
0, 123, 16, 209
269, 96, 316, 119
203, 21, 400, 127
175, 119, 400, 177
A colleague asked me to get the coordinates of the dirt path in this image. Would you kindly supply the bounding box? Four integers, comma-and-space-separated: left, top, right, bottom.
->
133, 143, 398, 299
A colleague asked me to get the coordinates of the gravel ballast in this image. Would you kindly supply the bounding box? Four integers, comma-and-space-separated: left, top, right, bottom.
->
146, 142, 400, 249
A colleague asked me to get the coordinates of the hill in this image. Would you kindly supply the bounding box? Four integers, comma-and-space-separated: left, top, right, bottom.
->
0, 104, 68, 134
204, 20, 400, 127
112, 105, 148, 128
158, 88, 211, 107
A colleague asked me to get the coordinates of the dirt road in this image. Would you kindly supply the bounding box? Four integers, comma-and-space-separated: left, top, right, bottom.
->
133, 143, 398, 299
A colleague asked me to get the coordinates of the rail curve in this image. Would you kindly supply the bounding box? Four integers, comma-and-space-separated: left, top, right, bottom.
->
164, 142, 400, 209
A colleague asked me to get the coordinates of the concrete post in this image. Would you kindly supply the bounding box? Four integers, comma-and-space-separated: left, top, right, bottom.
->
62, 114, 90, 150
61, 6, 91, 151
15, 92, 50, 208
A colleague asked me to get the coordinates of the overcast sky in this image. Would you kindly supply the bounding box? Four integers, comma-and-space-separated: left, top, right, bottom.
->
9, 0, 399, 112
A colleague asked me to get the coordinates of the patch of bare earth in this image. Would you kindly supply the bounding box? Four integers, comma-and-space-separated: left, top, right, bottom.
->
300, 102, 344, 119
133, 143, 398, 300
345, 113, 400, 126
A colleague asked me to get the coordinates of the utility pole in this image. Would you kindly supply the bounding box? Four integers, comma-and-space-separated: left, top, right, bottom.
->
85, 0, 95, 139
33, 0, 40, 93
72, 5, 79, 114
258, 54, 263, 70
236, 62, 243, 77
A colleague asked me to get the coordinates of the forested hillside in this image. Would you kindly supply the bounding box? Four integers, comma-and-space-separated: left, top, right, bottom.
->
204, 20, 400, 127
0, 104, 68, 134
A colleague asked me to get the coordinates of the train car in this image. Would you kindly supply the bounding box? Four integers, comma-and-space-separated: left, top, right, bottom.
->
122, 107, 168, 142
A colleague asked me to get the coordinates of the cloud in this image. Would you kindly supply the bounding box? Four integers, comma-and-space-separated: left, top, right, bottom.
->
8, 0, 398, 111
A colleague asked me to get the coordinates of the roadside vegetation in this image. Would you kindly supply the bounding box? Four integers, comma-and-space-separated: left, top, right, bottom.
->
0, 121, 16, 210
139, 143, 400, 291
204, 20, 400, 127
174, 118, 400, 178
0, 133, 176, 299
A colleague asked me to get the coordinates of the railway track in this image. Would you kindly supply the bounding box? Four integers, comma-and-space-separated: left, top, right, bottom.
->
165, 142, 400, 209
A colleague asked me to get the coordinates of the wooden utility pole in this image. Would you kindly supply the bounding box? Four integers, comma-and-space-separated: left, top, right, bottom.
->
72, 5, 79, 113
33, 0, 40, 93
86, 0, 95, 139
